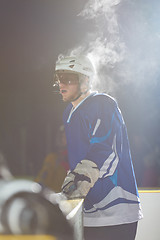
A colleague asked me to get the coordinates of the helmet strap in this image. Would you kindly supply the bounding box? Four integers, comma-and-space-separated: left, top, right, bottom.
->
71, 88, 89, 102
71, 92, 82, 102
72, 75, 90, 102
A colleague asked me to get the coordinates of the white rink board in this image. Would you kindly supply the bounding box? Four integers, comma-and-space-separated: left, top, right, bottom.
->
136, 190, 160, 240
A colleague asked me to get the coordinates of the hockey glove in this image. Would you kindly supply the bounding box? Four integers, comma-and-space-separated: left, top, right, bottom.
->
61, 160, 99, 199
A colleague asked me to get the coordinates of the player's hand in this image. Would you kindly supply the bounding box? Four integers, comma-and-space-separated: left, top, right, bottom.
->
61, 160, 99, 199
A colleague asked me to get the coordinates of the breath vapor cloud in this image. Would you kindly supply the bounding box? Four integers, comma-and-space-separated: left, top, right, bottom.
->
62, 0, 160, 96
68, 0, 125, 92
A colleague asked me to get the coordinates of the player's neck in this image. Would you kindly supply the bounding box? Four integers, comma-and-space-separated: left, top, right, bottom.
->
71, 91, 91, 108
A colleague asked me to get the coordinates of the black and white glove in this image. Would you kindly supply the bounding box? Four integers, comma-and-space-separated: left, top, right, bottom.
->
61, 160, 99, 199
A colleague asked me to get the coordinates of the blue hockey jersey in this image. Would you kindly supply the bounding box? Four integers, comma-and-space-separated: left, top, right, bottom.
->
63, 92, 143, 227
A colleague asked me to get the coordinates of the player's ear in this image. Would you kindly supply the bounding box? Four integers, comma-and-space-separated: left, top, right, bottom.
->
80, 76, 90, 93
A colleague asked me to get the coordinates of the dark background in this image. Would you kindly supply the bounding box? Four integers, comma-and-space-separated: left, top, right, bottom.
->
0, 0, 160, 187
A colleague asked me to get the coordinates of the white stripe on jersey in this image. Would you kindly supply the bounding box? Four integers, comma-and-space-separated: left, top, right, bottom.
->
99, 135, 119, 178
84, 186, 140, 214
92, 118, 101, 136
84, 201, 142, 227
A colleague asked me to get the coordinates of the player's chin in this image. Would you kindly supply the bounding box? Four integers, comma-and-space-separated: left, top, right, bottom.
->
62, 96, 69, 102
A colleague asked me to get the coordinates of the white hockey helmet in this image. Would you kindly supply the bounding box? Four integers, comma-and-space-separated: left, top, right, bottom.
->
55, 55, 95, 78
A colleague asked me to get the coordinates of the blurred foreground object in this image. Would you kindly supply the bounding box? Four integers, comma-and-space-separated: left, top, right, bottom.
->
0, 152, 13, 180
35, 152, 68, 192
35, 125, 69, 192
0, 178, 83, 240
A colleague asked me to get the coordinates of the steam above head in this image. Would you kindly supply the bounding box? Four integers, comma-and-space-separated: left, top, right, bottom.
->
57, 0, 160, 95
65, 0, 125, 93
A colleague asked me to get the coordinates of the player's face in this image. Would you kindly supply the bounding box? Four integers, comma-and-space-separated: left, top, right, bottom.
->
55, 72, 80, 102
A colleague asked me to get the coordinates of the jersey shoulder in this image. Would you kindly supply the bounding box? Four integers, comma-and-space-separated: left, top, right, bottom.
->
85, 92, 117, 109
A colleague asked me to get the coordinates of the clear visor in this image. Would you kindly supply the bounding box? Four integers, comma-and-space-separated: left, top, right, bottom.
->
54, 72, 79, 86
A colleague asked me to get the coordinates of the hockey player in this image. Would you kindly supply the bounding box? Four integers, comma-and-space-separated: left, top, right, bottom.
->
53, 55, 143, 240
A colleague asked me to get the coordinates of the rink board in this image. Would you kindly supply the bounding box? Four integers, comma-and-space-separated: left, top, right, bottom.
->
0, 236, 56, 240
136, 190, 160, 240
